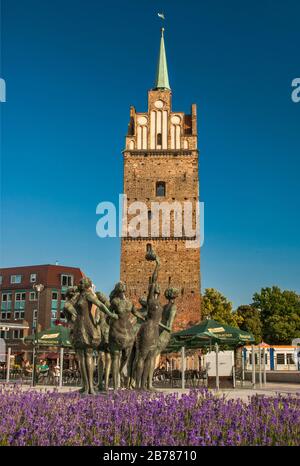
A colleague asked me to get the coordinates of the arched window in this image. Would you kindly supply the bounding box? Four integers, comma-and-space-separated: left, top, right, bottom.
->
148, 210, 152, 220
146, 244, 152, 253
156, 181, 166, 197
157, 133, 162, 146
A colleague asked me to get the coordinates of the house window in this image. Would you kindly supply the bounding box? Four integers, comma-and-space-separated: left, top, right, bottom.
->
13, 329, 23, 339
14, 310, 25, 320
10, 275, 22, 284
60, 292, 66, 310
0, 330, 8, 339
156, 181, 166, 197
30, 273, 37, 283
51, 291, 58, 311
15, 293, 26, 310
1, 293, 12, 310
0, 276, 2, 285
287, 354, 295, 365
276, 353, 285, 365
61, 275, 74, 287
29, 292, 37, 301
249, 353, 260, 365
1, 311, 11, 320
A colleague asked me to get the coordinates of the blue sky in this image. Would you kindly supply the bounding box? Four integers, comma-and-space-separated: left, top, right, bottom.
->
1, 0, 299, 307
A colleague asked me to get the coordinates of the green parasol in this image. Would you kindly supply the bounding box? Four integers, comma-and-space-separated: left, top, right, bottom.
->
169, 319, 255, 351
24, 325, 73, 348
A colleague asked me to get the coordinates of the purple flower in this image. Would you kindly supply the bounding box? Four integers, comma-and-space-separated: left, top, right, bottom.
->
0, 386, 299, 446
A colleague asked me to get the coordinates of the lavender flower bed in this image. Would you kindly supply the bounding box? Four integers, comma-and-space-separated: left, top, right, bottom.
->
0, 387, 299, 446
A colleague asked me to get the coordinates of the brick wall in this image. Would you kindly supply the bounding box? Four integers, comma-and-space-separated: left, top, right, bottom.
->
121, 88, 201, 330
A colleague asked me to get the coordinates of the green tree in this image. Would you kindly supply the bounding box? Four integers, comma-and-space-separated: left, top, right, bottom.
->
202, 288, 241, 327
236, 305, 263, 344
252, 286, 300, 344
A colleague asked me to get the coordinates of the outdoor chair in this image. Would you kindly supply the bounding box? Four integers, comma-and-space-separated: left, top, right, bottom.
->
235, 367, 248, 387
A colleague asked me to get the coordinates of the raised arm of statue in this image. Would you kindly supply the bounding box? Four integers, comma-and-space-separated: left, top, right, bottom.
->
166, 305, 177, 331
69, 292, 80, 305
151, 257, 160, 284
63, 291, 80, 322
159, 321, 171, 332
63, 301, 77, 323
132, 307, 146, 322
87, 292, 118, 320
148, 258, 160, 302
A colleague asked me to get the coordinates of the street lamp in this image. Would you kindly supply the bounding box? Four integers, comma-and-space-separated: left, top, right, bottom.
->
32, 283, 44, 386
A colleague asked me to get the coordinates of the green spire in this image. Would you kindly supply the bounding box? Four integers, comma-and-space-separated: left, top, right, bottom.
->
154, 28, 171, 90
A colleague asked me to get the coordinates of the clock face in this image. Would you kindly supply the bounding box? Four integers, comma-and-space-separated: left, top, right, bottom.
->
171, 115, 181, 125
137, 116, 148, 125
154, 100, 164, 109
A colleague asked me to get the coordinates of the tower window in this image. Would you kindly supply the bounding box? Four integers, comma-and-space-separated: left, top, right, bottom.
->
146, 244, 152, 253
156, 181, 166, 197
148, 210, 152, 220
157, 133, 162, 146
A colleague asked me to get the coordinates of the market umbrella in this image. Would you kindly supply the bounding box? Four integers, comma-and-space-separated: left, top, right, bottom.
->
172, 319, 255, 347
163, 334, 211, 353
167, 319, 255, 390
24, 325, 73, 348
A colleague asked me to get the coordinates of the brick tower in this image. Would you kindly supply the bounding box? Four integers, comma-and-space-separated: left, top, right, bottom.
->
120, 27, 201, 330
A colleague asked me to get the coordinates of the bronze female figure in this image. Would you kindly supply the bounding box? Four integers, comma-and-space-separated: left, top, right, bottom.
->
134, 250, 164, 390
65, 277, 118, 395
147, 287, 178, 389
96, 291, 112, 391
108, 281, 142, 389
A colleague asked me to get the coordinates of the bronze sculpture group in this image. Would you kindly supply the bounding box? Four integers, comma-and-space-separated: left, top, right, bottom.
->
63, 248, 178, 394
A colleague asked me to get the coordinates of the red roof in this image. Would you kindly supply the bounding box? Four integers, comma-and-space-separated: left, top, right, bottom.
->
0, 264, 85, 289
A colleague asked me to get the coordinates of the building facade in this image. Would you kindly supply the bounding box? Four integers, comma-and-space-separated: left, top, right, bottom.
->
0, 264, 84, 353
120, 29, 201, 330
243, 345, 299, 371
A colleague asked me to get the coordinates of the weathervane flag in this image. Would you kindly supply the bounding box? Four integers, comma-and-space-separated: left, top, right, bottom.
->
158, 13, 165, 20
